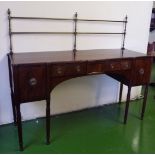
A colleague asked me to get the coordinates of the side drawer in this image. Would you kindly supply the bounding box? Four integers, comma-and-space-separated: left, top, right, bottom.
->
132, 57, 152, 85
16, 64, 46, 102
50, 62, 87, 77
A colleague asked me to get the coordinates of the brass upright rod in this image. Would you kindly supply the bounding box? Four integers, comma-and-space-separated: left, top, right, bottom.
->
121, 15, 128, 52
73, 12, 78, 53
8, 9, 13, 55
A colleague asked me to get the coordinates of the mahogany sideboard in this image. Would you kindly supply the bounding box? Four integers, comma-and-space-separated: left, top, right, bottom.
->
8, 49, 153, 151
7, 8, 153, 151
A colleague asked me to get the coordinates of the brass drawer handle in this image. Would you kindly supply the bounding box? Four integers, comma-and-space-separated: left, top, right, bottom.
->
76, 65, 81, 72
124, 63, 129, 68
139, 68, 144, 75
110, 64, 114, 69
29, 78, 37, 86
57, 67, 62, 74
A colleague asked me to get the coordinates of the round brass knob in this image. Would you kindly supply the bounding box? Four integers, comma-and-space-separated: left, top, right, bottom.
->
76, 65, 81, 72
57, 67, 62, 74
29, 78, 37, 86
139, 68, 144, 75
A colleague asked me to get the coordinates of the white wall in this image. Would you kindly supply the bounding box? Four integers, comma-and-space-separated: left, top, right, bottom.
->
149, 3, 154, 43
153, 1, 155, 8
0, 1, 152, 125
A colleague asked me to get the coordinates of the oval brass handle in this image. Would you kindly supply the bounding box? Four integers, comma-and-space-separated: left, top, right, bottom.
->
139, 68, 144, 75
111, 64, 114, 69
76, 65, 81, 72
57, 67, 62, 74
29, 78, 37, 86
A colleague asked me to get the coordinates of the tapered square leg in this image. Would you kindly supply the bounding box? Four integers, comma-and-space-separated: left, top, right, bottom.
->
16, 104, 23, 151
124, 85, 131, 124
11, 93, 17, 125
141, 85, 149, 120
119, 83, 123, 104
8, 55, 17, 126
46, 96, 51, 145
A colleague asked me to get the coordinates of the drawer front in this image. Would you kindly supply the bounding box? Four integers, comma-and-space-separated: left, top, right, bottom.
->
106, 60, 131, 71
87, 60, 131, 75
50, 63, 87, 77
121, 60, 131, 70
17, 65, 46, 102
87, 62, 107, 74
107, 60, 121, 71
132, 58, 152, 85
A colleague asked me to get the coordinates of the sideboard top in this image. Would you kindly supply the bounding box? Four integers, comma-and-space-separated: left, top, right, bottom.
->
9, 49, 150, 65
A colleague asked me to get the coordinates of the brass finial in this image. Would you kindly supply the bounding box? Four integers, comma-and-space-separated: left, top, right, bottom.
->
75, 12, 77, 18
8, 9, 10, 15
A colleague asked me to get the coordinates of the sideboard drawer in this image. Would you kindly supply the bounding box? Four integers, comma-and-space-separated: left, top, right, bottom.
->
50, 62, 87, 77
121, 60, 131, 70
17, 65, 46, 102
107, 60, 131, 71
87, 61, 107, 74
132, 58, 152, 85
87, 60, 131, 75
107, 60, 121, 71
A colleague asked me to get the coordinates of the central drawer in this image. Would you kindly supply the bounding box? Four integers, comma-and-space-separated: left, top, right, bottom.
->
106, 60, 131, 71
87, 59, 131, 74
50, 62, 87, 77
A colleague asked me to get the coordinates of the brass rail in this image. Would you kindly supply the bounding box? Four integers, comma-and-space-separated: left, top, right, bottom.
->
8, 8, 128, 54
11, 32, 125, 35
11, 16, 126, 23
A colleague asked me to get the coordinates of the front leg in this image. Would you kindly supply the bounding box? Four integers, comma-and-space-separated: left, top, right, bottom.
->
124, 85, 131, 124
46, 95, 51, 144
119, 82, 123, 104
16, 104, 23, 151
11, 92, 17, 125
141, 85, 149, 120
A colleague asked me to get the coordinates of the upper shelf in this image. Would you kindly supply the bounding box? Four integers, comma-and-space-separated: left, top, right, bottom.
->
7, 9, 128, 54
